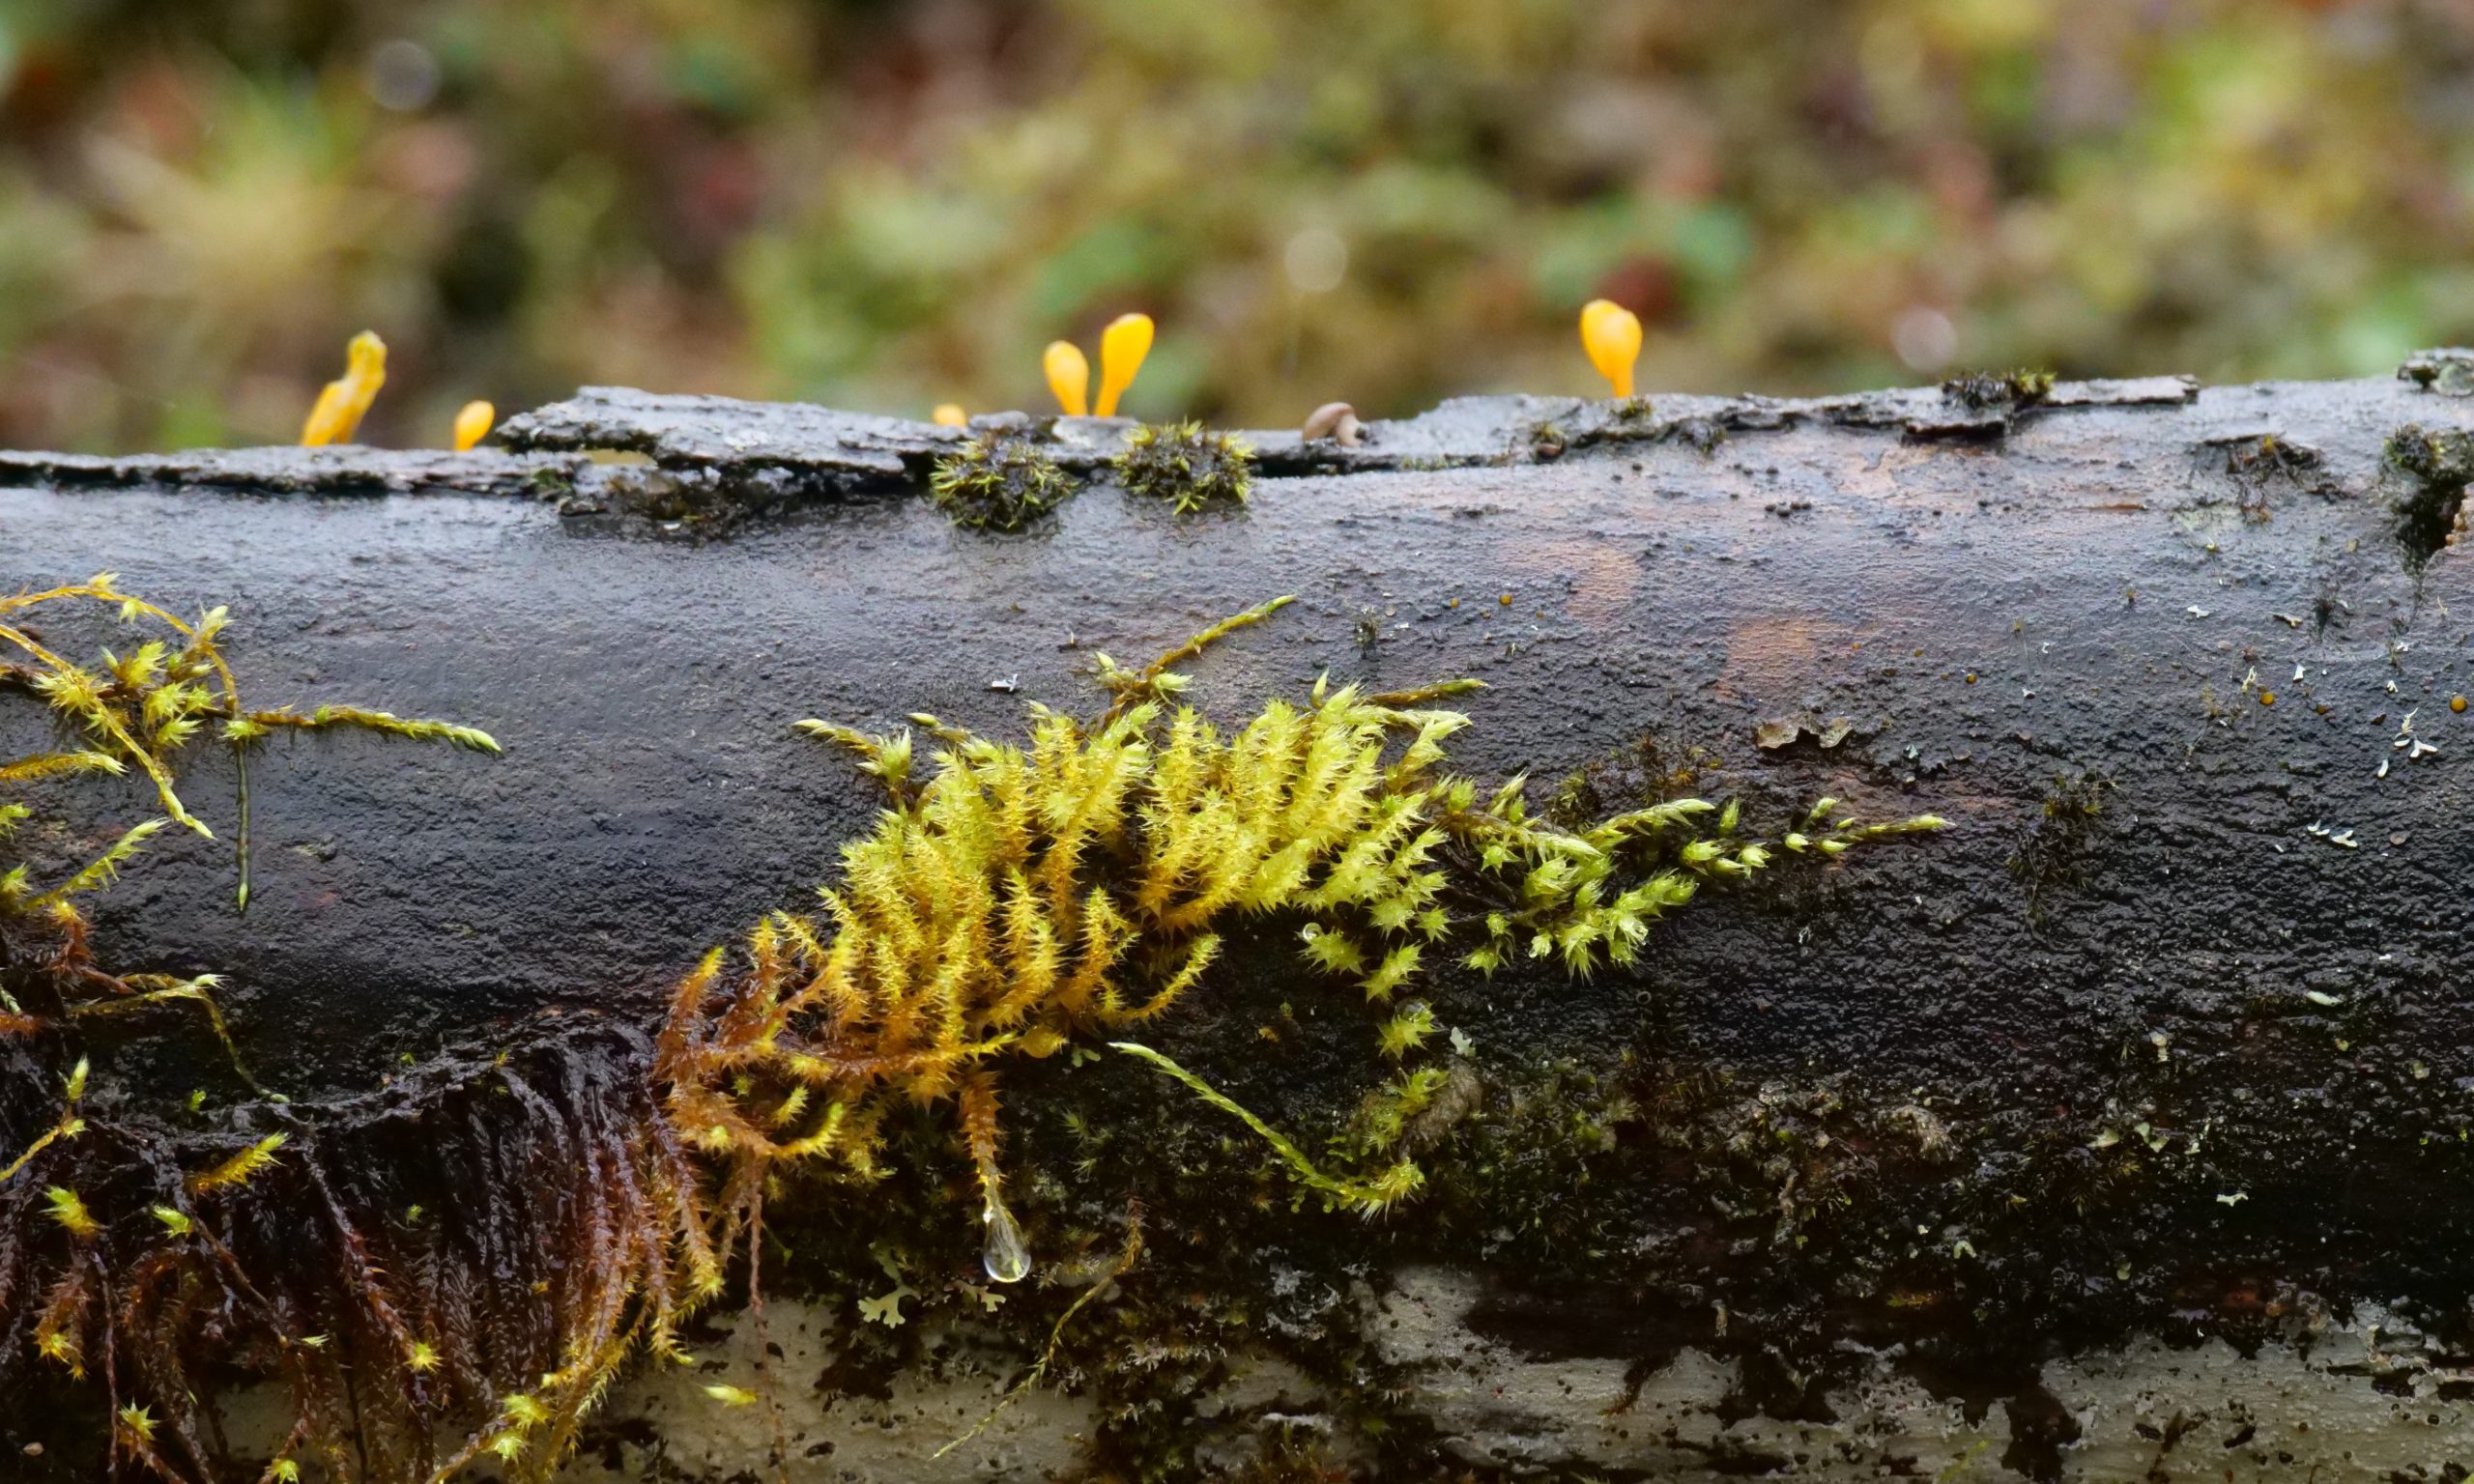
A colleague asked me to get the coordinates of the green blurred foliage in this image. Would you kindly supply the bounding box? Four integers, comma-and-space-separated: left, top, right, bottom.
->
3, 0, 2471, 451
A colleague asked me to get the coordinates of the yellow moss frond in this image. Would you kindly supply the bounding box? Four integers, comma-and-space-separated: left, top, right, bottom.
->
1120, 932, 1218, 1021
1110, 1042, 1421, 1216
0, 750, 124, 784
34, 1267, 90, 1375
186, 1133, 287, 1196
1297, 923, 1366, 976
44, 1185, 100, 1240
246, 704, 501, 754
1376, 1002, 1438, 1061
1366, 679, 1486, 707
1359, 943, 1422, 1003
28, 818, 165, 909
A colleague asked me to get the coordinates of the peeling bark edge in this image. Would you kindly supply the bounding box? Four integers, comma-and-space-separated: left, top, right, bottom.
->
0, 372, 2216, 501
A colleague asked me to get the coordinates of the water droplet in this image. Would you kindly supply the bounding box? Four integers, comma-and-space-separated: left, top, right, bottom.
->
981, 1199, 1031, 1284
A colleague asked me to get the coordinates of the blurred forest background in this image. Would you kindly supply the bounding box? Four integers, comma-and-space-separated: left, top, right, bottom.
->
4, 0, 2473, 452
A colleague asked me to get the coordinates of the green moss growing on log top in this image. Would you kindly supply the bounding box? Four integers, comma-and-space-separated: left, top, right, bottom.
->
1942, 368, 2056, 411
930, 431, 1076, 531
1112, 419, 1255, 513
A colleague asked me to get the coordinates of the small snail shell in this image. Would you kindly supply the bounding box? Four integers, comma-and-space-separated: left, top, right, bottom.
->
1301, 401, 1363, 447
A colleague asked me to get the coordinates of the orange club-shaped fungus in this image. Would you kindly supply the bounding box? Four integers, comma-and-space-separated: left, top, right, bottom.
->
1579, 299, 1642, 399
299, 330, 388, 445
932, 403, 968, 428
1095, 312, 1153, 416
451, 399, 496, 451
1043, 340, 1090, 416
1043, 313, 1155, 416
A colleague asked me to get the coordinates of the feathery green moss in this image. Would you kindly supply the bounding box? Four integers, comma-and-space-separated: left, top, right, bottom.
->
661, 596, 1945, 1300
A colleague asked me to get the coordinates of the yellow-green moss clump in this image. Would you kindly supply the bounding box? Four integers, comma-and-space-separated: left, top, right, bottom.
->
1111, 419, 1254, 512
928, 431, 1076, 530
1942, 367, 2055, 410
660, 594, 1944, 1295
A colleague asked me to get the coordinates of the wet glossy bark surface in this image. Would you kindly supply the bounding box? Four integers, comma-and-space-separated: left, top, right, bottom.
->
7, 366, 2474, 1477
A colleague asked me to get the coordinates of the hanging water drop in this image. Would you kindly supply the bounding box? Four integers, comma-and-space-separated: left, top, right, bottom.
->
982, 1197, 1031, 1284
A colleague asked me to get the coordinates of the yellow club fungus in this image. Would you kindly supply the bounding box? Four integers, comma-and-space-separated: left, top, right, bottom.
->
1045, 313, 1156, 417
1094, 312, 1154, 417
299, 330, 388, 446
451, 399, 496, 451
1043, 341, 1090, 416
1579, 299, 1642, 400
932, 403, 968, 428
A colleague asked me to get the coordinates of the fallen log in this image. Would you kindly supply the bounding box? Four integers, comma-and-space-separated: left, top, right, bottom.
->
4, 357, 2474, 1481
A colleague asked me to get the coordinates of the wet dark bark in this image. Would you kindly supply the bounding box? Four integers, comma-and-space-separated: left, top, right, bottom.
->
6, 357, 2474, 1478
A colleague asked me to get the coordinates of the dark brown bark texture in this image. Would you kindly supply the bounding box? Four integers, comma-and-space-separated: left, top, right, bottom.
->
6, 357, 2474, 1478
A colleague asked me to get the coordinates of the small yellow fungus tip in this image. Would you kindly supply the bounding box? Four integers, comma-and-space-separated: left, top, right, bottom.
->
300, 330, 388, 446
451, 399, 496, 452
703, 1384, 760, 1407
1043, 341, 1090, 417
1579, 299, 1642, 400
1095, 312, 1154, 417
932, 403, 968, 428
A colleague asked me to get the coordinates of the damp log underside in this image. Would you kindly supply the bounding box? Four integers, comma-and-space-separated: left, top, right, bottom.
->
7, 363, 2474, 1481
